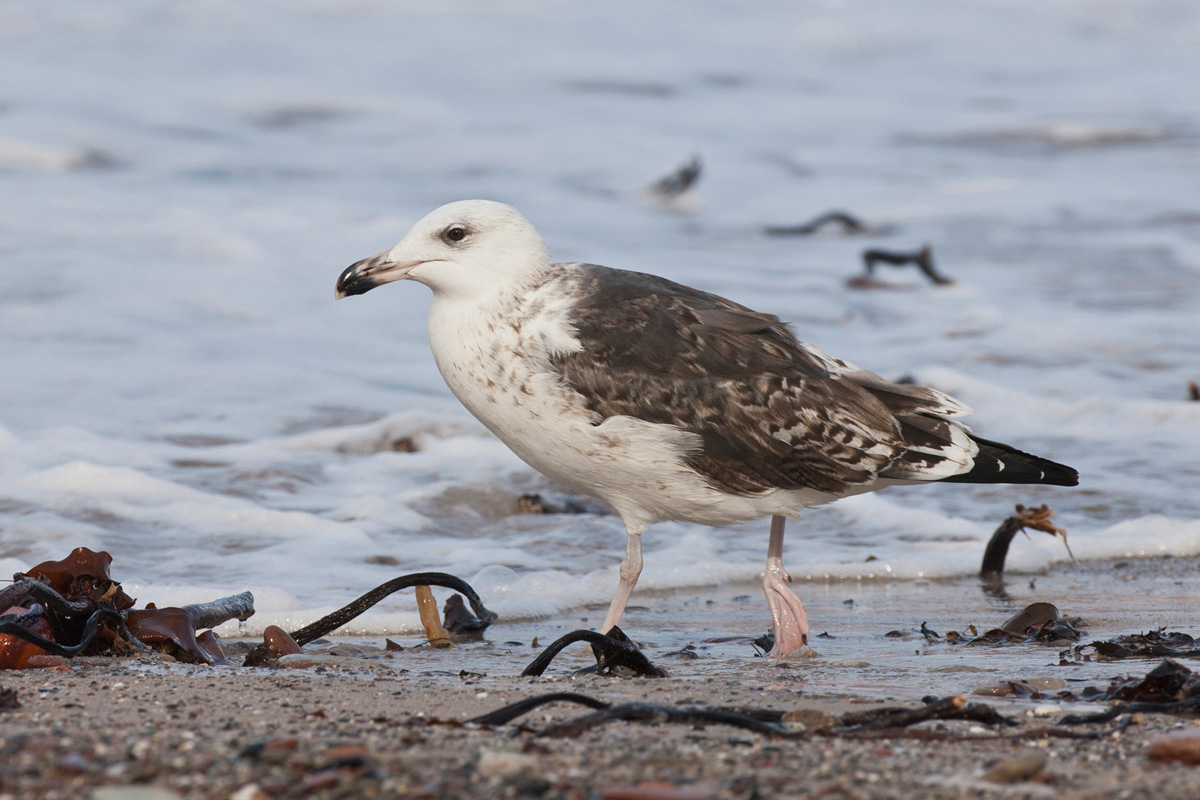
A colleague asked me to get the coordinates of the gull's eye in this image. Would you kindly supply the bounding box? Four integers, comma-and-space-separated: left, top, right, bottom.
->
444, 225, 468, 243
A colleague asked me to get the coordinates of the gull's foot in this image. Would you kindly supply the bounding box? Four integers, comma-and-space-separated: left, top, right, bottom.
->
762, 564, 811, 659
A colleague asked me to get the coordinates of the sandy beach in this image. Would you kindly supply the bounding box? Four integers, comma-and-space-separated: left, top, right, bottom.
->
4, 556, 1199, 800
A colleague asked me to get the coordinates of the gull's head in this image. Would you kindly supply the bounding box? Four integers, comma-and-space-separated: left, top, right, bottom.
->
335, 200, 551, 301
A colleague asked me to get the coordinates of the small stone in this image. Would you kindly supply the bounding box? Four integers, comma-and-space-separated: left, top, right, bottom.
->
301, 769, 341, 792
1031, 704, 1059, 717
92, 788, 185, 800
324, 745, 369, 767
477, 749, 538, 778
600, 781, 715, 800
781, 709, 838, 729
981, 754, 1048, 784
1146, 733, 1200, 765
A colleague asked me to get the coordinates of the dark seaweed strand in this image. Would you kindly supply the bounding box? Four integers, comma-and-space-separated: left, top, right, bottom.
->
980, 513, 1026, 577
0, 609, 124, 658
467, 693, 612, 726
0, 606, 46, 629
764, 211, 867, 236
3, 578, 95, 617
519, 629, 664, 677
287, 572, 497, 646
521, 630, 627, 676
540, 703, 804, 739
1060, 696, 1200, 726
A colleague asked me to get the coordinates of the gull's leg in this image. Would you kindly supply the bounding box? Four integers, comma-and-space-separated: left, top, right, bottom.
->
762, 514, 810, 658
601, 522, 644, 634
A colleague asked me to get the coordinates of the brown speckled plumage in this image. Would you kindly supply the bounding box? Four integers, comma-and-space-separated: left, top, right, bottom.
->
550, 266, 1076, 496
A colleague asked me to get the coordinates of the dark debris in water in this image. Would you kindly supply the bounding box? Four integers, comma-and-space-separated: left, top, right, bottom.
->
520, 625, 667, 678
889, 603, 1085, 650
645, 155, 702, 199
848, 244, 954, 289
1059, 659, 1200, 724
980, 504, 1071, 579
764, 210, 889, 237
244, 571, 499, 666
1066, 628, 1200, 661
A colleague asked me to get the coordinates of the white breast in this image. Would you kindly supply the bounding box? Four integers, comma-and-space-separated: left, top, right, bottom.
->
423, 276, 795, 529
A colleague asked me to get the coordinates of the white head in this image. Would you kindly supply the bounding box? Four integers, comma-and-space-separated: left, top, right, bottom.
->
336, 200, 551, 303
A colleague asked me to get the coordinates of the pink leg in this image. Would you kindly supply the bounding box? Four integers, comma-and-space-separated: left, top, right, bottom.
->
762, 515, 810, 658
601, 524, 644, 634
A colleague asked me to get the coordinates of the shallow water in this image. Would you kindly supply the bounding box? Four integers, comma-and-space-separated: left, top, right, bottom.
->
275, 556, 1200, 705
1, 2, 1199, 635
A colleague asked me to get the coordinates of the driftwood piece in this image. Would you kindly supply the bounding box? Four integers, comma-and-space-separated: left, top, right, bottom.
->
180, 591, 255, 631
415, 585, 452, 648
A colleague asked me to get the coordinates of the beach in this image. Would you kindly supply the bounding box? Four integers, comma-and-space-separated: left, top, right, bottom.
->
4, 556, 1199, 799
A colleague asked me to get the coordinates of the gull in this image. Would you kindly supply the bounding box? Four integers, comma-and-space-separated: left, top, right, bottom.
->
336, 200, 1078, 657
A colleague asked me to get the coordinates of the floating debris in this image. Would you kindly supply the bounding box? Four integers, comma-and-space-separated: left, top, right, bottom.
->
849, 244, 953, 288
980, 504, 1072, 579
645, 155, 702, 200
1069, 629, 1200, 661
764, 210, 885, 237
1188, 380, 1199, 401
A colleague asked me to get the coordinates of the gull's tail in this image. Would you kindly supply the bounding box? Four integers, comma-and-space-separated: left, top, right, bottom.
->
940, 435, 1079, 487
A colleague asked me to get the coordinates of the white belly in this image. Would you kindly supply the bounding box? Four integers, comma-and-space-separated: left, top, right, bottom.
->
424, 291, 815, 529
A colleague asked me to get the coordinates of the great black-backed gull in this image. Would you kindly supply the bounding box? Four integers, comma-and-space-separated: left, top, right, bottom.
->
335, 199, 1078, 658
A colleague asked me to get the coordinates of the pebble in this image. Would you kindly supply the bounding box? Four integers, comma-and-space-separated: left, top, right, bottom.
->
781, 709, 838, 729
92, 787, 184, 800
1146, 732, 1200, 766
981, 754, 1048, 784
477, 749, 539, 778
274, 653, 396, 672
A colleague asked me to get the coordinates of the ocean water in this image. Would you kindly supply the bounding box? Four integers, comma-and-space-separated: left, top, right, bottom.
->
1, 1, 1198, 638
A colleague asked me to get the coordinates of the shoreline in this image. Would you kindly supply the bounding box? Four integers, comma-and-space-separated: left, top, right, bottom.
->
3, 653, 1198, 799
3, 556, 1199, 799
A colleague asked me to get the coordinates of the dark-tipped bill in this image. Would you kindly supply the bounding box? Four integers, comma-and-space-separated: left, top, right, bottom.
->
335, 250, 417, 299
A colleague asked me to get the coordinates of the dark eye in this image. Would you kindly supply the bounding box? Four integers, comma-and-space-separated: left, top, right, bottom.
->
445, 226, 467, 243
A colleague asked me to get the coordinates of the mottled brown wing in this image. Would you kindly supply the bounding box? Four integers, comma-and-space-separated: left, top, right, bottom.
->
550, 266, 963, 496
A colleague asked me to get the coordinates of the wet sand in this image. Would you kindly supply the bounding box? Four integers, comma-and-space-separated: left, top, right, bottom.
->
2, 556, 1198, 799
